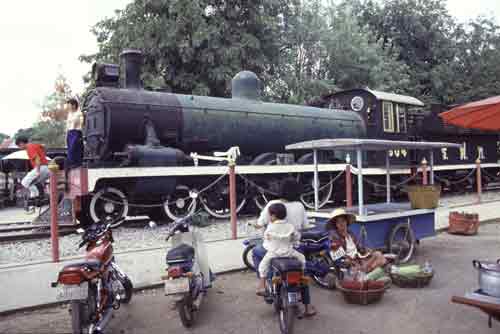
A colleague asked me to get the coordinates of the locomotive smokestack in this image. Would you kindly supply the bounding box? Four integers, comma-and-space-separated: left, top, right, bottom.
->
120, 49, 143, 89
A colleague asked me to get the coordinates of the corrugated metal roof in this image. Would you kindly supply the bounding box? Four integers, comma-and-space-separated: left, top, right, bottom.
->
364, 88, 425, 106
286, 138, 461, 151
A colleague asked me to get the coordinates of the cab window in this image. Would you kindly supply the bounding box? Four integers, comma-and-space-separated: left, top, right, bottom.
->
396, 104, 407, 133
382, 102, 394, 132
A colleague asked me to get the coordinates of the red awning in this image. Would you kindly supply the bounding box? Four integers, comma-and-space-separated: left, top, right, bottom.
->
439, 96, 500, 131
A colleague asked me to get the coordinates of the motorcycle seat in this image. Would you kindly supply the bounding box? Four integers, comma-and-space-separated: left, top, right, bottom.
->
166, 243, 195, 263
300, 228, 329, 242
63, 259, 102, 271
271, 257, 303, 273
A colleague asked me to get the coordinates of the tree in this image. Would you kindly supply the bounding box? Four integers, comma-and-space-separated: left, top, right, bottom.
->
15, 73, 75, 148
354, 0, 458, 102
322, 1, 411, 93
81, 0, 293, 97
266, 0, 333, 104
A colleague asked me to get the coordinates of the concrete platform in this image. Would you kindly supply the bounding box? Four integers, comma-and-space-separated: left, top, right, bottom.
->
0, 239, 246, 314
1, 199, 499, 314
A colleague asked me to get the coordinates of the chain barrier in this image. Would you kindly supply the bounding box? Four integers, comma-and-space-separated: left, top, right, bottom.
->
300, 170, 345, 196
481, 167, 500, 183
237, 174, 280, 196
361, 173, 417, 190
81, 170, 229, 209
434, 167, 477, 186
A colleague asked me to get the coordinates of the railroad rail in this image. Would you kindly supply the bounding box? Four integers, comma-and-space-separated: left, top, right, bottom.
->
0, 217, 153, 243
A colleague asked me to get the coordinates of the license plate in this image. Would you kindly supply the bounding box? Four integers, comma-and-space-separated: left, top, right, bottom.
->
330, 248, 346, 261
287, 292, 300, 304
56, 282, 88, 301
164, 278, 190, 296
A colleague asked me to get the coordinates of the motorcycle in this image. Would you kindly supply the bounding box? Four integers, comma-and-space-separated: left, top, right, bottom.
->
51, 220, 133, 334
262, 257, 308, 334
162, 214, 213, 328
243, 221, 344, 289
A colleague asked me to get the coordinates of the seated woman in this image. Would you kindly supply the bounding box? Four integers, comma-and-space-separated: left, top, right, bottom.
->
327, 208, 387, 274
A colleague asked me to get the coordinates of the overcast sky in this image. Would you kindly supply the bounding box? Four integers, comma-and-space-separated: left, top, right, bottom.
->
0, 0, 499, 136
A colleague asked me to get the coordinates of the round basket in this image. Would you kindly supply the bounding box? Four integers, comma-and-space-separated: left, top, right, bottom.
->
337, 286, 387, 305
390, 271, 434, 288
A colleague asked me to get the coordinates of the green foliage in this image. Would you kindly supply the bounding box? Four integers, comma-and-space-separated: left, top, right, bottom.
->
14, 73, 72, 148
30, 120, 66, 148
0, 133, 9, 143
323, 1, 410, 93
355, 0, 500, 104
81, 0, 290, 97
81, 0, 500, 107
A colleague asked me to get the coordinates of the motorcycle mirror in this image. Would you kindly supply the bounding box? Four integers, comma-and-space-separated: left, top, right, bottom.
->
76, 228, 85, 234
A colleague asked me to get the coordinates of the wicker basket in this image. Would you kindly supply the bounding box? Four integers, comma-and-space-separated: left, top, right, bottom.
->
337, 286, 387, 305
448, 212, 479, 235
390, 271, 434, 288
406, 185, 441, 209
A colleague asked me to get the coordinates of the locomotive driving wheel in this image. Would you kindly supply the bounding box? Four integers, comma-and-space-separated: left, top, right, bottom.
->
89, 187, 129, 227
163, 185, 197, 221
297, 173, 334, 209
199, 178, 247, 219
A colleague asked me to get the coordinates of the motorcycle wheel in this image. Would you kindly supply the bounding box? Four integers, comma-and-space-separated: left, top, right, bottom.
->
177, 295, 195, 328
278, 286, 295, 334
70, 301, 83, 334
70, 284, 97, 334
242, 244, 257, 271
311, 254, 337, 290
117, 276, 133, 304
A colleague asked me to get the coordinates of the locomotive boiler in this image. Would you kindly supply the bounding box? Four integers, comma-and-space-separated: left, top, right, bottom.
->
81, 49, 365, 223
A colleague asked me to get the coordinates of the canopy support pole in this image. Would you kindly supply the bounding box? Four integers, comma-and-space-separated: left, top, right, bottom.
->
430, 150, 435, 185
386, 151, 391, 203
313, 149, 319, 211
357, 149, 364, 216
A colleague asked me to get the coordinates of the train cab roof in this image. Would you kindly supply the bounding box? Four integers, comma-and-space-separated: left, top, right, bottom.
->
324, 88, 424, 107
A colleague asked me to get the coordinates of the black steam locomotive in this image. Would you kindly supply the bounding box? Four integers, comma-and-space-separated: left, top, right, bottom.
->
79, 49, 499, 223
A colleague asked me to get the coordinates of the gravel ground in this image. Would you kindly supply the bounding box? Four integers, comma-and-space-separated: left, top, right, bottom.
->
1, 190, 499, 266
1, 223, 500, 334
0, 217, 259, 265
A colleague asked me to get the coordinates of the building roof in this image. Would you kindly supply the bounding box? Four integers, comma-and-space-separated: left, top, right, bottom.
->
286, 138, 461, 152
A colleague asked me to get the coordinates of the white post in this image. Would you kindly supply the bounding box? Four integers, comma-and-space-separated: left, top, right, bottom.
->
429, 150, 435, 185
386, 151, 391, 203
357, 149, 364, 216
313, 149, 319, 211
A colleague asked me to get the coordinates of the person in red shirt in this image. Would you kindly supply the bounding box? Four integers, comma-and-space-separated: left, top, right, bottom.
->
15, 136, 50, 199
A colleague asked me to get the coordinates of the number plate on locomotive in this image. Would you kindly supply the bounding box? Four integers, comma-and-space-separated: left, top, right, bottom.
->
56, 282, 88, 301
164, 278, 189, 296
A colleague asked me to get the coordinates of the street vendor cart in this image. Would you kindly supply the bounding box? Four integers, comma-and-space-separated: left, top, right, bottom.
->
286, 138, 461, 263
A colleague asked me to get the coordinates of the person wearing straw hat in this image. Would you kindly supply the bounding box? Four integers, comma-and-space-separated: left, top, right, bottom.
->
327, 208, 387, 274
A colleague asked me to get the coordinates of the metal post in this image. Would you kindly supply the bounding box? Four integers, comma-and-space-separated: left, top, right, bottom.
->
346, 163, 353, 208
48, 161, 60, 262
229, 162, 237, 240
313, 149, 319, 211
476, 158, 482, 204
357, 149, 364, 216
386, 151, 391, 203
429, 150, 435, 185
421, 158, 428, 185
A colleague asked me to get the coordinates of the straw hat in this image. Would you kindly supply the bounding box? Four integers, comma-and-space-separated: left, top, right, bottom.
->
327, 208, 356, 227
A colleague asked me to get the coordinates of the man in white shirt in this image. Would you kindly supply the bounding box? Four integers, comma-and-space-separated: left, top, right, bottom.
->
65, 98, 84, 168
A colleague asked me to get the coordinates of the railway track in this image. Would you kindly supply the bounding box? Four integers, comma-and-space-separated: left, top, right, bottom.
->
0, 217, 153, 243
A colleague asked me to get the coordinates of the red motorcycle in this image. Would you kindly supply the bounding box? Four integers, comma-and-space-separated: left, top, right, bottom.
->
52, 220, 133, 334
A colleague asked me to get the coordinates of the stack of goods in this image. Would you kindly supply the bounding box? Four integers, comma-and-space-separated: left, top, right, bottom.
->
338, 268, 389, 305
390, 262, 434, 288
448, 212, 480, 235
